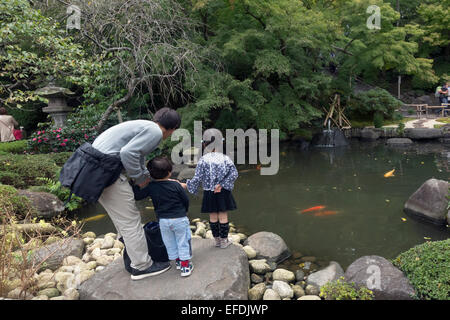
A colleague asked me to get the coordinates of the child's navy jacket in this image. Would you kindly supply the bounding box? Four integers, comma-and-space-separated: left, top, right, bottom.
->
132, 180, 189, 219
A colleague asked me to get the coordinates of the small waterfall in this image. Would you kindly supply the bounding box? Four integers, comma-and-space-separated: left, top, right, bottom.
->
316, 119, 335, 147
311, 119, 349, 148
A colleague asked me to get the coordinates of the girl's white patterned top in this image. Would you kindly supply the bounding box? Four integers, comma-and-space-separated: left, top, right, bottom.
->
186, 152, 238, 194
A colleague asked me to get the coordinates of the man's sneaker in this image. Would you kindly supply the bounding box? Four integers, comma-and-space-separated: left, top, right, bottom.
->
220, 237, 233, 249
131, 261, 171, 280
214, 237, 221, 247
181, 262, 194, 277
175, 259, 181, 270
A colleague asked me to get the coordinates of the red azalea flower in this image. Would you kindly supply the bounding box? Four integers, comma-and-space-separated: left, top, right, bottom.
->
60, 143, 66, 147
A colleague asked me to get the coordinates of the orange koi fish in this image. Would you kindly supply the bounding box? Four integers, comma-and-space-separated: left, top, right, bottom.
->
300, 206, 326, 214
384, 169, 395, 178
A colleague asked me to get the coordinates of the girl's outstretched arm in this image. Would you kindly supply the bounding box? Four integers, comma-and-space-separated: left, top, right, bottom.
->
186, 159, 204, 194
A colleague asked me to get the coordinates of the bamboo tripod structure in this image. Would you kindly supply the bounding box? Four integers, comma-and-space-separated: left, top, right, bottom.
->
323, 94, 352, 129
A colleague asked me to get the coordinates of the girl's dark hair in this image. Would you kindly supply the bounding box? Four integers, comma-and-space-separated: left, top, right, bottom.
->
147, 156, 173, 179
153, 107, 181, 130
0, 107, 7, 115
202, 128, 224, 153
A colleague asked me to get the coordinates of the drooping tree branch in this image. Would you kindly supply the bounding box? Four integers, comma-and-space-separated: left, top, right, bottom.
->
47, 0, 203, 132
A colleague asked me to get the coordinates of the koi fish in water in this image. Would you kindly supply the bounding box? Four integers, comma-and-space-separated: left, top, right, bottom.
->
82, 214, 106, 223
300, 206, 326, 214
313, 210, 338, 217
384, 169, 395, 178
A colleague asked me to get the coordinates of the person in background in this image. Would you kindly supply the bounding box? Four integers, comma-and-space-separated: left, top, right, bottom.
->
438, 84, 448, 104
437, 84, 449, 115
0, 107, 19, 142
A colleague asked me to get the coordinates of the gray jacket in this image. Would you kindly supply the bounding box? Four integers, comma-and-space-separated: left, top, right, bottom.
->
92, 120, 163, 185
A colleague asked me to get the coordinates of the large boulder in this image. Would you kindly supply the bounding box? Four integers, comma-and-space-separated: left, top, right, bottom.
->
404, 179, 449, 225
360, 129, 381, 141
31, 238, 85, 272
306, 261, 344, 289
244, 231, 291, 264
78, 238, 249, 300
405, 128, 443, 140
17, 190, 65, 218
344, 255, 416, 300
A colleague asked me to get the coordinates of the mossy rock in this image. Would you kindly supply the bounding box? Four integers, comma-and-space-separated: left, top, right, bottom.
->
0, 184, 36, 219
392, 239, 450, 300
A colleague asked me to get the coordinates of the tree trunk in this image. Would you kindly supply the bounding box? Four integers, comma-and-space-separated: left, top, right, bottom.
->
96, 79, 139, 132
398, 75, 402, 100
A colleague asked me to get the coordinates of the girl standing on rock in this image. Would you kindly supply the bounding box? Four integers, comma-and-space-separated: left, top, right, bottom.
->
181, 128, 238, 249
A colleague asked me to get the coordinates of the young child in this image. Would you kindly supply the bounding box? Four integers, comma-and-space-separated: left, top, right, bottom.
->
132, 156, 193, 277
181, 128, 239, 249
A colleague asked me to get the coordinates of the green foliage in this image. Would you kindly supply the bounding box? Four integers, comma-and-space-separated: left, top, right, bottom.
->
7, 103, 48, 133
0, 0, 93, 108
0, 184, 35, 219
319, 277, 374, 300
373, 112, 384, 128
348, 88, 403, 121
46, 152, 73, 167
396, 122, 406, 136
0, 153, 60, 189
392, 239, 450, 300
180, 0, 333, 137
0, 140, 29, 154
31, 178, 83, 211
335, 0, 438, 85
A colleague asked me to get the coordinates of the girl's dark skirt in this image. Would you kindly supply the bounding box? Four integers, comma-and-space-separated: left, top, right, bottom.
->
201, 189, 237, 213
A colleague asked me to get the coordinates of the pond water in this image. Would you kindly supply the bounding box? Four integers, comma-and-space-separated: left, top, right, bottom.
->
74, 140, 449, 269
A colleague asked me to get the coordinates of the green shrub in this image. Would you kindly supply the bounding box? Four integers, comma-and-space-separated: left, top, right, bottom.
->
392, 239, 450, 300
0, 140, 29, 154
319, 277, 374, 300
396, 122, 406, 136
348, 88, 403, 121
0, 154, 60, 189
0, 184, 35, 220
373, 112, 384, 128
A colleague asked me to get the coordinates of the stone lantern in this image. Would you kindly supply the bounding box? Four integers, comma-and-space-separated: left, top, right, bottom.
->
35, 80, 75, 128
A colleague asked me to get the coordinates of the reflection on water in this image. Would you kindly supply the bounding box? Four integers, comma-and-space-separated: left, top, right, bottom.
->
74, 140, 449, 268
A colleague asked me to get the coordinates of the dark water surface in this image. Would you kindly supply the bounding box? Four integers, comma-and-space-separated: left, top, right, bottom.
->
75, 140, 449, 268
